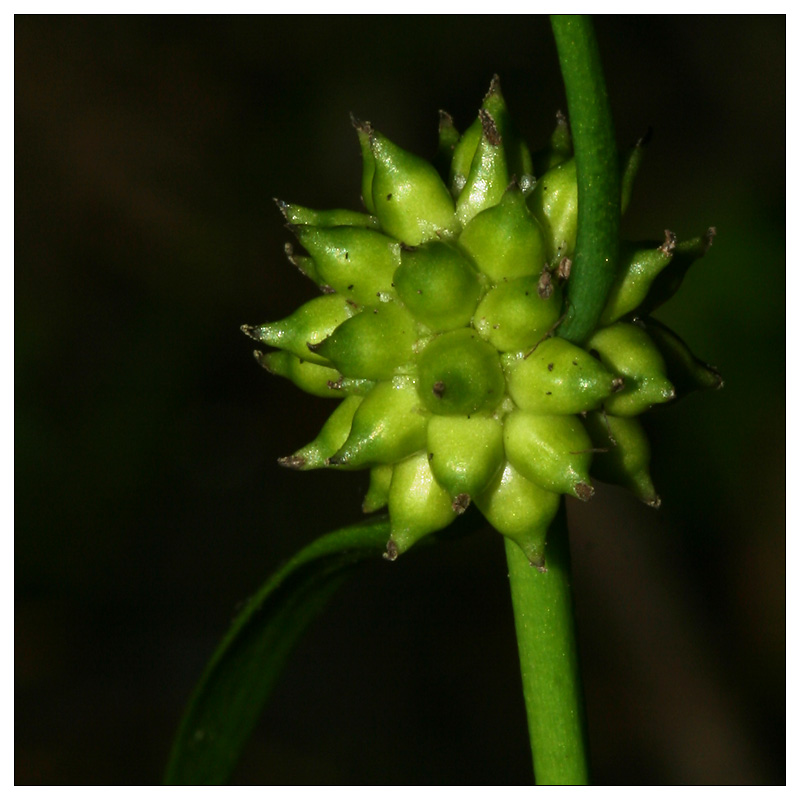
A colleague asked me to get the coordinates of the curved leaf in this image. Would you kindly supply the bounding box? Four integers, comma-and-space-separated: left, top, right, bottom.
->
164, 516, 391, 785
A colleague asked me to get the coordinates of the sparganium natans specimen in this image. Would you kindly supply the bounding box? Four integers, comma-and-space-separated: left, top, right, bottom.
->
243, 77, 720, 569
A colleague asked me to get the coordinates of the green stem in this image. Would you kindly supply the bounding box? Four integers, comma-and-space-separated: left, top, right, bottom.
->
505, 506, 589, 785
550, 14, 620, 344
504, 14, 618, 783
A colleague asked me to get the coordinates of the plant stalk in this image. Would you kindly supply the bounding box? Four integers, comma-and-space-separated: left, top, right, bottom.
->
550, 14, 620, 344
505, 506, 589, 785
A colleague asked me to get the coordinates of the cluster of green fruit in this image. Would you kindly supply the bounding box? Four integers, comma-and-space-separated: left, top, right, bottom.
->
243, 78, 720, 569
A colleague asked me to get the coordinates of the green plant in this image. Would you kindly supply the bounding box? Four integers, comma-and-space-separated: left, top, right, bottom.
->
165, 15, 719, 785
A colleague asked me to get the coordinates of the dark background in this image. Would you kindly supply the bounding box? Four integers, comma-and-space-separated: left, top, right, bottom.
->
16, 15, 785, 785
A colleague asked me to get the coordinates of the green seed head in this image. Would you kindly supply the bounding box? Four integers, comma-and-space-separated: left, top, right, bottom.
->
246, 79, 718, 566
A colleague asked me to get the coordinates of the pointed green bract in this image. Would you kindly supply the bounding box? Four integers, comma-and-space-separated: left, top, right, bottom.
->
369, 130, 457, 246
426, 414, 504, 499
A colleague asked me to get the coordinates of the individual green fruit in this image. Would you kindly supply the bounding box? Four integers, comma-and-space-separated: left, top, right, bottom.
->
386, 452, 459, 559
351, 115, 377, 214
426, 414, 505, 500
368, 130, 458, 245
279, 395, 363, 471
255, 350, 354, 398
417, 329, 505, 416
290, 224, 400, 304
504, 410, 594, 500
473, 275, 561, 352
475, 462, 561, 569
283, 241, 323, 286
310, 301, 417, 380
247, 79, 718, 564
638, 317, 723, 397
527, 157, 578, 262
587, 322, 675, 416
599, 235, 675, 326
637, 228, 716, 316
243, 293, 356, 365
480, 75, 534, 183
449, 116, 482, 195
456, 109, 509, 227
328, 377, 427, 469
393, 241, 483, 332
620, 133, 648, 214
434, 110, 460, 181
276, 199, 380, 229
583, 411, 660, 507
505, 337, 623, 414
362, 463, 393, 513
532, 110, 572, 175
459, 186, 548, 283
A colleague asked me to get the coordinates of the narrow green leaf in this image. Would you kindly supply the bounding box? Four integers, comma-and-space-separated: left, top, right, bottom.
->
164, 517, 391, 785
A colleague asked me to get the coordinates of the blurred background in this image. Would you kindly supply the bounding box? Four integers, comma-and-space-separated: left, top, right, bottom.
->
15, 15, 785, 785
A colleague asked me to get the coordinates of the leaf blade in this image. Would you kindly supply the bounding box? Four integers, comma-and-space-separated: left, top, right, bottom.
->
164, 516, 391, 785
